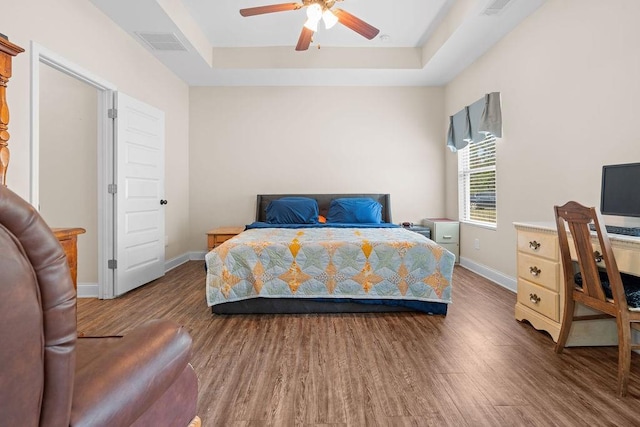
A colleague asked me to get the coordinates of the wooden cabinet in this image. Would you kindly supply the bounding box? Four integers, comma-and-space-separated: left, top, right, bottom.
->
514, 222, 618, 346
422, 218, 459, 262
207, 226, 244, 251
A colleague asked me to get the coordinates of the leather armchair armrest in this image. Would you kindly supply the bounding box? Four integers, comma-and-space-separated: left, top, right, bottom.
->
71, 319, 193, 427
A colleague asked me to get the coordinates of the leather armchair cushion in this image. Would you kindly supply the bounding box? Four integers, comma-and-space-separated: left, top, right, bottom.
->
71, 319, 193, 426
0, 225, 46, 426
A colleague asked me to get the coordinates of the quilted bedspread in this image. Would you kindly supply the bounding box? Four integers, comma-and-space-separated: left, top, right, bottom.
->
205, 227, 455, 307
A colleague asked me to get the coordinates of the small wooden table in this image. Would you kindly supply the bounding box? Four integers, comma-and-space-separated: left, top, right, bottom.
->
206, 226, 244, 251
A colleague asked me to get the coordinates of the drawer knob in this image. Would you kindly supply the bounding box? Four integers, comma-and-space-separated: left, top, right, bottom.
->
594, 250, 603, 263
529, 240, 541, 250
529, 266, 541, 277
529, 293, 541, 304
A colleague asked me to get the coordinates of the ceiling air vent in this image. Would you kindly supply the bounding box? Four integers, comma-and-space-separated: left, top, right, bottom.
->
135, 32, 187, 52
482, 0, 514, 16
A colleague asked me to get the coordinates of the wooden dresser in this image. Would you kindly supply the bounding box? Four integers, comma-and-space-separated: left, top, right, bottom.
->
52, 227, 86, 290
514, 222, 621, 346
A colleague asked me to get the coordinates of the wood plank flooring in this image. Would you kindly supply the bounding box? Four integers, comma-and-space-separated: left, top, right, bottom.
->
77, 262, 640, 426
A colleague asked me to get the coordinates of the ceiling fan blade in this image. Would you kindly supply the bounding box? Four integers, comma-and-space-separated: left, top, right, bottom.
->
295, 26, 314, 51
240, 3, 302, 17
333, 8, 380, 40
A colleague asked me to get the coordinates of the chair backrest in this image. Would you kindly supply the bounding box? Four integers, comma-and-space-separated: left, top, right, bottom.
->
554, 201, 628, 313
0, 185, 77, 426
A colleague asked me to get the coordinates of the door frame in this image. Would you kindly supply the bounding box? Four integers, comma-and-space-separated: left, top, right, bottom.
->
30, 42, 117, 299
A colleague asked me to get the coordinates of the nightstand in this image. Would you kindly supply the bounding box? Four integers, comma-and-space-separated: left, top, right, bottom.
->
206, 226, 244, 251
422, 218, 459, 263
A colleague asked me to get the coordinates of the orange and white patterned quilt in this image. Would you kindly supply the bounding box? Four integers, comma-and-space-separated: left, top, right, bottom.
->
205, 227, 454, 307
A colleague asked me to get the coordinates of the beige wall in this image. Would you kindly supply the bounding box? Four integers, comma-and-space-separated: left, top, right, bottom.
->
189, 86, 445, 250
39, 64, 98, 284
12, 0, 639, 287
3, 0, 190, 260
444, 0, 640, 280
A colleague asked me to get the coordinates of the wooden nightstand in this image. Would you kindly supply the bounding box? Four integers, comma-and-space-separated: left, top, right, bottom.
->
206, 226, 244, 251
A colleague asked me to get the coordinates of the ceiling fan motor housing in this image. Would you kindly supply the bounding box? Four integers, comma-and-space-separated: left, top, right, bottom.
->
305, 0, 338, 8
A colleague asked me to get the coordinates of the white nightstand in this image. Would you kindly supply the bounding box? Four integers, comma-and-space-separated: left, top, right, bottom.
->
422, 218, 459, 263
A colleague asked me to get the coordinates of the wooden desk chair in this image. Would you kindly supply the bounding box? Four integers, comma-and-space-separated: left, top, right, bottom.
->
554, 201, 640, 397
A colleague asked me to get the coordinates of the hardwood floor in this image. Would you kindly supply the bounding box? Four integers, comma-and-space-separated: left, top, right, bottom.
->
78, 262, 640, 426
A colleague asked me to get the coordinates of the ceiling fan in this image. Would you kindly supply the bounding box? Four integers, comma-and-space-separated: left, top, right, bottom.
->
239, 0, 380, 51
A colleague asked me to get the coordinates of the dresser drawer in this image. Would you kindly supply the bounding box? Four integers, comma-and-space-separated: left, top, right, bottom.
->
568, 238, 640, 276
517, 253, 559, 292
517, 279, 559, 322
517, 231, 558, 261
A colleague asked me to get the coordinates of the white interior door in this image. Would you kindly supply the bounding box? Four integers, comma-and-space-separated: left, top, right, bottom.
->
114, 93, 165, 296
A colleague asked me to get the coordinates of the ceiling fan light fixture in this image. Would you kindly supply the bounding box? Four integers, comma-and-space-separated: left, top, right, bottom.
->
304, 17, 319, 32
322, 9, 338, 29
304, 3, 322, 32
306, 3, 323, 20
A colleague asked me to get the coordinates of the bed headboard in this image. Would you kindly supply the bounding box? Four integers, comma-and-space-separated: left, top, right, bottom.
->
255, 193, 392, 223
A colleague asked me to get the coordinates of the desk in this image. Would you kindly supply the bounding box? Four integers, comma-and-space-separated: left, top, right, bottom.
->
513, 222, 640, 345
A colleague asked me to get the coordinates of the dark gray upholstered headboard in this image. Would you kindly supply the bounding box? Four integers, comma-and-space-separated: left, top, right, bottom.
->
255, 194, 392, 223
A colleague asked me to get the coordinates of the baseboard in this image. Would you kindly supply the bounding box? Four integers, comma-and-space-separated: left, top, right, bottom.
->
165, 253, 191, 272
165, 252, 208, 268
190, 251, 207, 261
77, 282, 99, 298
78, 253, 202, 299
459, 256, 517, 293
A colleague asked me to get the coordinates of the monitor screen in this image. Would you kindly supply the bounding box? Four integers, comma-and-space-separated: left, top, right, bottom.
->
601, 163, 640, 217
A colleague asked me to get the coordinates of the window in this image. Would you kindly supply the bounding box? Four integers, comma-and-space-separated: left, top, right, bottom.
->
458, 135, 497, 226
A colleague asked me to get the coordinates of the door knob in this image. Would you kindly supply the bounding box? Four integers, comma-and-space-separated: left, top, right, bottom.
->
160, 199, 168, 205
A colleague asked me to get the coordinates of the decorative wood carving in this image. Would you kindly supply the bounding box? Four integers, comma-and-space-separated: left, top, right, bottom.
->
0, 36, 25, 186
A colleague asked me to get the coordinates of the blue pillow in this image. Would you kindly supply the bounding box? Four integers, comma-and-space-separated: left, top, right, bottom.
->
265, 197, 319, 224
326, 198, 383, 224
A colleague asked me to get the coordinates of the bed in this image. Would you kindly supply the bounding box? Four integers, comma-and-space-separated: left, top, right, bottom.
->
205, 193, 455, 314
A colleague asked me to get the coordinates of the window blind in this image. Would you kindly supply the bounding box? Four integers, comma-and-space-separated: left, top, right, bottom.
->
458, 136, 497, 225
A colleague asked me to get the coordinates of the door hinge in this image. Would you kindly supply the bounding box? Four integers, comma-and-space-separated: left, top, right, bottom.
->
108, 184, 117, 194
108, 259, 117, 269
108, 108, 118, 119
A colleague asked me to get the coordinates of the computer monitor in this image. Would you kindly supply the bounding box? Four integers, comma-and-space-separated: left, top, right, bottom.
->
601, 162, 640, 217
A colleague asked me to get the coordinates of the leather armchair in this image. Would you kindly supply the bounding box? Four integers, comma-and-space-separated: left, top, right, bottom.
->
0, 186, 200, 426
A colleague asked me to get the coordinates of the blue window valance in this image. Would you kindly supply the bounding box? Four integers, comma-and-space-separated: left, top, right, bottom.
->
447, 92, 502, 152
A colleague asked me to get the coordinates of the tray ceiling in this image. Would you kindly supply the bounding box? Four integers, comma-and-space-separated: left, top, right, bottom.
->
90, 0, 546, 86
